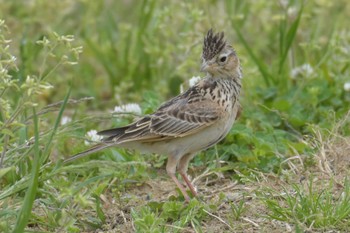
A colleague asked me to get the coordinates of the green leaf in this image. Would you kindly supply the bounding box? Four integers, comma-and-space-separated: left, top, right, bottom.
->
13, 107, 41, 233
41, 87, 71, 164
94, 195, 106, 223
272, 99, 291, 111
278, 4, 304, 74
231, 21, 274, 86
0, 166, 14, 179
1, 128, 16, 138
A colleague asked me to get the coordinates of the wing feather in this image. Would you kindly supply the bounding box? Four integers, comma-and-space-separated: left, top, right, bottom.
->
98, 85, 224, 143
149, 100, 222, 137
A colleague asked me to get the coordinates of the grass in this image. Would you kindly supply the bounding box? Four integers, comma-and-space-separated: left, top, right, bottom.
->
1, 0, 350, 232
261, 178, 350, 229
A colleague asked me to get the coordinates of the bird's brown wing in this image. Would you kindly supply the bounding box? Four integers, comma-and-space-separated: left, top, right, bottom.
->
149, 100, 223, 137
98, 87, 224, 143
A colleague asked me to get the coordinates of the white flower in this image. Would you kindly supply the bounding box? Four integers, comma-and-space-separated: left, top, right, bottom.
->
11, 55, 17, 62
279, 0, 289, 8
287, 7, 297, 18
344, 82, 350, 92
180, 84, 184, 93
84, 130, 103, 145
189, 76, 201, 87
25, 75, 34, 84
113, 103, 142, 115
290, 64, 314, 79
60, 116, 72, 125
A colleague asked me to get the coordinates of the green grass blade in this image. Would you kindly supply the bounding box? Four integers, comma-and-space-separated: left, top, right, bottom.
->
13, 107, 40, 233
316, 14, 340, 67
279, 13, 286, 61
278, 4, 304, 74
41, 87, 71, 164
72, 173, 115, 195
83, 36, 118, 87
231, 22, 274, 86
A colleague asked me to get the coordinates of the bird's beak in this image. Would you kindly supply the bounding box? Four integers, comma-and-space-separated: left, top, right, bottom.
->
200, 62, 209, 72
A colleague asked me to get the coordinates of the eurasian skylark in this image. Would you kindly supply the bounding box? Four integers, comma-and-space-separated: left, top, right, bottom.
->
65, 29, 242, 202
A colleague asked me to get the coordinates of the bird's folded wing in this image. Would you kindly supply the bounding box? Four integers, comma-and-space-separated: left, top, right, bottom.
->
98, 99, 224, 144
149, 100, 223, 137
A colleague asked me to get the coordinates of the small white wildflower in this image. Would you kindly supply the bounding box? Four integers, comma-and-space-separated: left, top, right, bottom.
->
340, 46, 350, 55
61, 35, 75, 42
287, 7, 297, 18
302, 64, 314, 76
84, 130, 103, 146
290, 64, 314, 79
0, 68, 6, 75
180, 84, 184, 93
113, 103, 142, 115
36, 36, 50, 46
25, 137, 35, 146
279, 0, 289, 8
39, 83, 53, 90
60, 116, 72, 125
344, 82, 350, 92
189, 76, 201, 87
61, 55, 68, 61
25, 75, 34, 84
65, 61, 78, 66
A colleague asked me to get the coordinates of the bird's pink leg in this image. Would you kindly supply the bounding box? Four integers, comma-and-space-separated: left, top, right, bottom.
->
168, 173, 190, 202
179, 172, 197, 197
178, 153, 197, 197
166, 156, 190, 202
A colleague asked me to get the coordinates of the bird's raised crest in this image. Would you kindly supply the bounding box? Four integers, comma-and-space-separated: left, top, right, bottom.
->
202, 29, 227, 61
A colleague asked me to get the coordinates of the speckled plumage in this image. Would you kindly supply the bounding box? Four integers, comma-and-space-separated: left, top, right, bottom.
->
65, 29, 243, 202
202, 29, 226, 61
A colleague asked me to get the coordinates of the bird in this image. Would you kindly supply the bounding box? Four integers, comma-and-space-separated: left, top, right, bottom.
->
65, 29, 242, 202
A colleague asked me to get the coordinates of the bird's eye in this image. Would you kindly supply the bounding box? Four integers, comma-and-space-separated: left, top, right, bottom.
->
219, 56, 227, 63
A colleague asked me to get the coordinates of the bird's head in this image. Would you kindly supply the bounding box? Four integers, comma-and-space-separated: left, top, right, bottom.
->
201, 29, 242, 79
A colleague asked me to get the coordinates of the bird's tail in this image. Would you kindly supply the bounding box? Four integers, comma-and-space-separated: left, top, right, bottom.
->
64, 142, 114, 164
